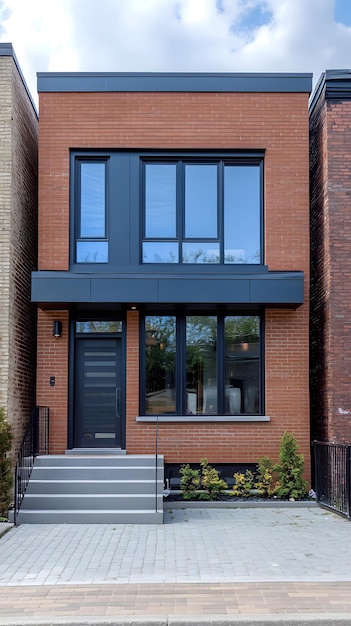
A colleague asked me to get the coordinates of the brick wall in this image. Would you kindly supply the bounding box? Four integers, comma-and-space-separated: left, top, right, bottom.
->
0, 57, 12, 420
38, 89, 310, 477
311, 92, 351, 443
36, 310, 69, 453
0, 54, 38, 457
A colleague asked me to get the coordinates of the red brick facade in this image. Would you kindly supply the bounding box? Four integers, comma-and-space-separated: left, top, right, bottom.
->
310, 74, 351, 443
36, 80, 311, 479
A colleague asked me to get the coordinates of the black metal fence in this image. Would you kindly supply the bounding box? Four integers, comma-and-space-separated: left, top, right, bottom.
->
313, 441, 351, 519
14, 406, 49, 525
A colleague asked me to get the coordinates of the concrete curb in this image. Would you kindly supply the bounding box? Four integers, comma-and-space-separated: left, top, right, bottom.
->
0, 521, 13, 537
2, 614, 351, 626
164, 500, 317, 509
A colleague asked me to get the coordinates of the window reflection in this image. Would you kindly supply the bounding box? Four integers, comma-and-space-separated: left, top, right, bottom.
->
145, 316, 176, 414
142, 241, 178, 263
76, 241, 108, 263
224, 166, 260, 264
143, 160, 261, 265
185, 165, 217, 238
186, 316, 217, 414
145, 164, 176, 238
143, 314, 261, 416
76, 321, 122, 333
225, 316, 260, 414
182, 242, 219, 264
80, 162, 106, 238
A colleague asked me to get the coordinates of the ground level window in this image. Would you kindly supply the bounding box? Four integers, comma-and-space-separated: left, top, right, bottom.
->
143, 314, 261, 416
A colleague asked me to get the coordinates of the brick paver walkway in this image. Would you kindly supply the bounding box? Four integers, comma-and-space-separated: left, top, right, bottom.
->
1, 581, 351, 620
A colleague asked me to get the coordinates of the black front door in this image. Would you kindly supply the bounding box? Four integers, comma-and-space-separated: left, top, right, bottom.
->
74, 337, 123, 447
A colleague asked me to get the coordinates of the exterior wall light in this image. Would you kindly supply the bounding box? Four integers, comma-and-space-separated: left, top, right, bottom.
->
53, 321, 62, 337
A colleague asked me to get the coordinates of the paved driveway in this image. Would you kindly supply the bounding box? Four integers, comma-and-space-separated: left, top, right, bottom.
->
0, 505, 350, 586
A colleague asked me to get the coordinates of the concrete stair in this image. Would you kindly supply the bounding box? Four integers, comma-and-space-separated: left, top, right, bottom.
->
16, 452, 164, 524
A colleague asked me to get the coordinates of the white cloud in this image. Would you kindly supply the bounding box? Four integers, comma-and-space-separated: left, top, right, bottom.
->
0, 0, 351, 107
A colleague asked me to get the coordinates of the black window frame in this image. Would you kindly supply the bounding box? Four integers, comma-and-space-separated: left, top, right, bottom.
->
74, 156, 109, 264
141, 156, 264, 265
140, 311, 264, 417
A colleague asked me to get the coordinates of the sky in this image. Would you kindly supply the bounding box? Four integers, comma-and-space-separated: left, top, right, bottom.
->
0, 0, 351, 108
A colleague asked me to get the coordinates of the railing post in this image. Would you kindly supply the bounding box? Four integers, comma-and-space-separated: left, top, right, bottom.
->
32, 406, 38, 461
155, 416, 159, 513
313, 441, 319, 503
13, 406, 49, 524
14, 464, 18, 526
347, 445, 351, 519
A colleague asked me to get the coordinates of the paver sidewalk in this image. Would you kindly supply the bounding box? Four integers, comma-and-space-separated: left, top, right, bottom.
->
0, 506, 351, 624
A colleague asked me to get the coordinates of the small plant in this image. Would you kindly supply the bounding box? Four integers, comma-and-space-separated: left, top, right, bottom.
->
274, 432, 307, 500
199, 458, 228, 500
179, 463, 201, 500
255, 456, 275, 497
232, 470, 255, 497
0, 407, 13, 518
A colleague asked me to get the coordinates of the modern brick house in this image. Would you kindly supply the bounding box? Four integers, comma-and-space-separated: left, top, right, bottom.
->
0, 43, 38, 457
310, 70, 351, 444
24, 71, 312, 522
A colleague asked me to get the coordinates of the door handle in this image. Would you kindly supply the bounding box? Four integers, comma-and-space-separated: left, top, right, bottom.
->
115, 388, 121, 417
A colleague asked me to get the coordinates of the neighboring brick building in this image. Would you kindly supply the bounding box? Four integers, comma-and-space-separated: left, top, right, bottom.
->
32, 71, 312, 486
0, 43, 38, 456
310, 70, 351, 444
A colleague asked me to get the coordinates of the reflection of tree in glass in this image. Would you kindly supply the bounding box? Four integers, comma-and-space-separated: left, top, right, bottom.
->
143, 249, 177, 263
182, 248, 219, 263
145, 316, 176, 393
76, 321, 122, 333
224, 249, 260, 264
225, 316, 259, 344
186, 316, 216, 390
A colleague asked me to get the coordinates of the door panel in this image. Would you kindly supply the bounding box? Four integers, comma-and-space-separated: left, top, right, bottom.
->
75, 338, 122, 447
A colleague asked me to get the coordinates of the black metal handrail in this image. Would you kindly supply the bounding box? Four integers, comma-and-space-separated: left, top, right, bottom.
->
313, 440, 351, 519
155, 416, 159, 513
14, 406, 49, 525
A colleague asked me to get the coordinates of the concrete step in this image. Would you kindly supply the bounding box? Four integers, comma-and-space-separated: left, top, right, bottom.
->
34, 454, 163, 467
30, 466, 164, 480
17, 453, 164, 525
65, 448, 127, 455
16, 509, 163, 524
20, 493, 164, 510
26, 479, 162, 495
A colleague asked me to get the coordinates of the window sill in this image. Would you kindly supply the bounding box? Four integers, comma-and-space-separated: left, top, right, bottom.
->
136, 415, 270, 423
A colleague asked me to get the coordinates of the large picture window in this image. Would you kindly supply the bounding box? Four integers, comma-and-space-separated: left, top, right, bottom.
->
143, 314, 261, 416
142, 159, 262, 264
75, 159, 108, 263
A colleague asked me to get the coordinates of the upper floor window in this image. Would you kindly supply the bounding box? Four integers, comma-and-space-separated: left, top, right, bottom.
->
142, 159, 262, 264
76, 160, 108, 263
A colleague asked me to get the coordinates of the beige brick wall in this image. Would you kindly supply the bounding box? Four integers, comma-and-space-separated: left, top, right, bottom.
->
0, 52, 38, 457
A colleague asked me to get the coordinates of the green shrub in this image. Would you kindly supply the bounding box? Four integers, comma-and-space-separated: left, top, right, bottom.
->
0, 407, 13, 517
199, 458, 227, 500
179, 459, 227, 500
255, 456, 275, 497
274, 432, 307, 500
179, 463, 201, 500
232, 470, 255, 497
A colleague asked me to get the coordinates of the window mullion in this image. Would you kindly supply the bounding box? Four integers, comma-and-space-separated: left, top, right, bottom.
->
218, 161, 224, 263
217, 316, 225, 414
177, 316, 186, 414
177, 161, 184, 263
